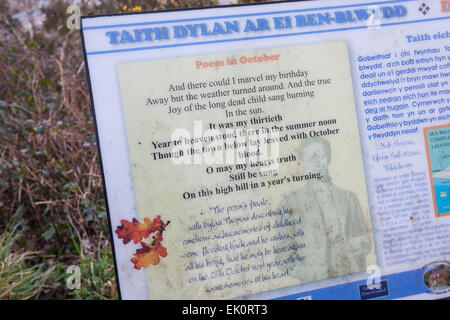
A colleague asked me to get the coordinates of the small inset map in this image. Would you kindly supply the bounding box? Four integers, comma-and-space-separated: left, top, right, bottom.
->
424, 124, 450, 217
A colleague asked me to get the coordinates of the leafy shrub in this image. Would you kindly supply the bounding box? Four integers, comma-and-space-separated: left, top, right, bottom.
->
0, 0, 274, 299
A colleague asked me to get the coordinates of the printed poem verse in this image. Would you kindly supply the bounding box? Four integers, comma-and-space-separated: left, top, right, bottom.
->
117, 41, 371, 299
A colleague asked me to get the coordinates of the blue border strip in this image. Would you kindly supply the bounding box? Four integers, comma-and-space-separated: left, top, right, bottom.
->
272, 268, 436, 300
86, 16, 450, 56
83, 0, 415, 31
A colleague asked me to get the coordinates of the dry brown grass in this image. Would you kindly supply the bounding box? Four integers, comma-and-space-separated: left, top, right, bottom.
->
0, 0, 272, 299
0, 0, 116, 299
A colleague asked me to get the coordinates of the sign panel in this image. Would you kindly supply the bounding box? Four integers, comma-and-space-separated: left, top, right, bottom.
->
81, 0, 450, 300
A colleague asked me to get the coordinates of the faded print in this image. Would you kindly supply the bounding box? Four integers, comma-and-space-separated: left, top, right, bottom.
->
276, 137, 372, 283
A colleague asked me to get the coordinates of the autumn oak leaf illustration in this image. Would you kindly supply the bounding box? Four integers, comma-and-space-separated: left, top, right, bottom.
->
116, 216, 164, 244
131, 231, 168, 269
115, 216, 170, 269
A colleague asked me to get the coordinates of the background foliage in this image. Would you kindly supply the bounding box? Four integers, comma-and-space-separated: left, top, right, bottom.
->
0, 0, 269, 300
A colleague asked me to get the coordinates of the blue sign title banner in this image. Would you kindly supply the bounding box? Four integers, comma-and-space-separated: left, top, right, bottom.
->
105, 5, 407, 45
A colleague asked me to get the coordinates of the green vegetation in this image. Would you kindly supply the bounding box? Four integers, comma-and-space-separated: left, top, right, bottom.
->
0, 0, 268, 299
0, 210, 53, 299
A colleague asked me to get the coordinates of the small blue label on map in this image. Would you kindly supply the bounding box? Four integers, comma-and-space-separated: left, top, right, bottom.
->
359, 280, 389, 300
